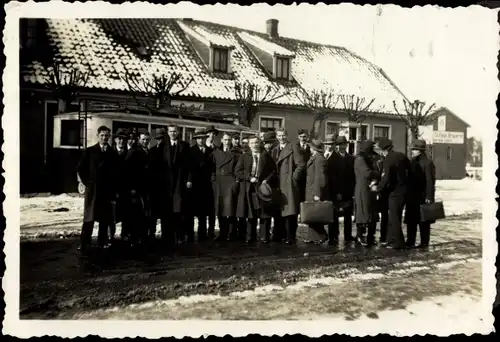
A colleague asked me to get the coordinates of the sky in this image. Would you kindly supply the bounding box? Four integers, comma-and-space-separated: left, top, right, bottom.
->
159, 2, 498, 139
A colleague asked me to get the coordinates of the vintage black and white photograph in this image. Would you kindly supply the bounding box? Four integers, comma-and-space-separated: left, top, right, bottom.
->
3, 1, 498, 338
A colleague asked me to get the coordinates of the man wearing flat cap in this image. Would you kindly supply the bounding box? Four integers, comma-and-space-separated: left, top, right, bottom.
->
205, 125, 220, 150
373, 137, 412, 250
404, 139, 436, 249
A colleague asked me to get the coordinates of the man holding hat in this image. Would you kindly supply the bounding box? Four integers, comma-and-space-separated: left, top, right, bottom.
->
185, 128, 215, 242
328, 135, 356, 245
373, 137, 412, 250
404, 139, 436, 249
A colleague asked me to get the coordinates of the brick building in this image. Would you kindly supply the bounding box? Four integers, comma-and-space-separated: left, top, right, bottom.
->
418, 107, 470, 180
20, 18, 409, 194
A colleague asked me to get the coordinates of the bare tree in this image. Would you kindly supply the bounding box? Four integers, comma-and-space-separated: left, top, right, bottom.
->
393, 99, 436, 139
121, 66, 194, 113
338, 94, 381, 125
44, 61, 90, 113
234, 81, 290, 127
295, 88, 339, 140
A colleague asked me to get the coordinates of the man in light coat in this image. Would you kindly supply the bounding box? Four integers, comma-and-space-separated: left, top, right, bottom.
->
273, 128, 306, 244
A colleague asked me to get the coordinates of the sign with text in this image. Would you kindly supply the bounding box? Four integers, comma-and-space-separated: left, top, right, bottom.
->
437, 115, 446, 131
432, 131, 464, 144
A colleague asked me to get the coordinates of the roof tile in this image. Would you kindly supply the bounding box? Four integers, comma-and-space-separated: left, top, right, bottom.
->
21, 18, 406, 114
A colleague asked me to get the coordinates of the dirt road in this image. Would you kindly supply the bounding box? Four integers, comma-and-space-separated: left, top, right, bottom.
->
20, 217, 481, 319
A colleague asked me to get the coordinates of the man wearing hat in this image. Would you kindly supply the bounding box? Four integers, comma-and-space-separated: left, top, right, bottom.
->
185, 128, 215, 242
273, 128, 306, 244
235, 135, 277, 243
110, 128, 131, 243
259, 131, 279, 242
205, 125, 220, 150
404, 139, 436, 249
304, 139, 329, 243
370, 143, 389, 245
296, 129, 311, 204
327, 135, 356, 245
373, 137, 412, 250
229, 132, 247, 240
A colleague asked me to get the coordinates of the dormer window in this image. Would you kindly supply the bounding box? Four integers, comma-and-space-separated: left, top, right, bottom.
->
213, 48, 229, 73
276, 57, 290, 80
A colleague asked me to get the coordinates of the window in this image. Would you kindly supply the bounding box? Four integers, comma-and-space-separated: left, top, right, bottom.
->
60, 120, 84, 146
447, 146, 453, 160
325, 122, 339, 137
276, 57, 290, 80
373, 125, 390, 142
260, 117, 283, 132
213, 48, 229, 73
360, 125, 368, 141
183, 127, 198, 144
112, 121, 148, 136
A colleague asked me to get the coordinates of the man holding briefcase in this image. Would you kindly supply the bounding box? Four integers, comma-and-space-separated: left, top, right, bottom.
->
404, 139, 437, 249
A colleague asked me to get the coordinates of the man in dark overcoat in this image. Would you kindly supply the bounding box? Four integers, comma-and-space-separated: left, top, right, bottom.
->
304, 139, 329, 243
230, 132, 246, 241
76, 125, 118, 252
323, 134, 338, 245
205, 125, 219, 238
374, 138, 412, 249
125, 130, 152, 246
329, 135, 355, 245
185, 128, 214, 242
370, 146, 389, 244
295, 129, 311, 203
235, 135, 277, 243
260, 131, 280, 243
404, 139, 436, 249
273, 128, 305, 244
150, 125, 192, 249
212, 132, 240, 241
109, 128, 129, 243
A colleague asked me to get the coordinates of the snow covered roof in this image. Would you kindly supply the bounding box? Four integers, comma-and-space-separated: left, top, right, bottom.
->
21, 18, 408, 114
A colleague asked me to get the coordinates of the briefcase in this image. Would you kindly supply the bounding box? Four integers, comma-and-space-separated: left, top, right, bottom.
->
420, 201, 445, 222
300, 201, 334, 224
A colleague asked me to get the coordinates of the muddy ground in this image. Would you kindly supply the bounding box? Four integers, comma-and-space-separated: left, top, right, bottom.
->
20, 216, 482, 319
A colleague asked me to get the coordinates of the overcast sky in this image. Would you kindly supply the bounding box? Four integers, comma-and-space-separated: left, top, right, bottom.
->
160, 2, 498, 139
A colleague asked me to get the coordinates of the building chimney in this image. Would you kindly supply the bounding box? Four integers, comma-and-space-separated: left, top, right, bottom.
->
266, 19, 279, 38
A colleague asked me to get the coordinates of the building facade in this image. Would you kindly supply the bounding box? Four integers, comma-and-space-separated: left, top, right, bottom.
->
20, 18, 409, 194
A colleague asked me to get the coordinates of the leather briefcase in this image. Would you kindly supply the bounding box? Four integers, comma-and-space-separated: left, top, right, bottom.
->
420, 201, 445, 222
300, 201, 335, 224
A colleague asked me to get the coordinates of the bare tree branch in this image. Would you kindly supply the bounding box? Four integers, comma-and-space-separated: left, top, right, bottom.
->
234, 81, 291, 127
295, 88, 339, 113
338, 94, 382, 125
44, 61, 90, 105
393, 99, 436, 139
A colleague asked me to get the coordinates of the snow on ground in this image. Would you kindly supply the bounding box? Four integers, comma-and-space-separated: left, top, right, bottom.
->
20, 178, 483, 238
69, 258, 491, 335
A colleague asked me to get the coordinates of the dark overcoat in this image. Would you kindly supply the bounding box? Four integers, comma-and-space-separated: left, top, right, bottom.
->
305, 152, 329, 202
125, 146, 151, 215
329, 152, 355, 201
404, 153, 436, 224
376, 150, 412, 198
295, 142, 311, 202
77, 143, 118, 223
187, 145, 214, 217
235, 151, 276, 219
353, 154, 380, 224
212, 146, 240, 217
150, 139, 191, 215
272, 143, 306, 217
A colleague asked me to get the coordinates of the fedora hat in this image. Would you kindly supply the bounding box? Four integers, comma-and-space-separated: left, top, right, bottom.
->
257, 182, 273, 203
205, 125, 219, 135
231, 132, 241, 139
297, 129, 308, 136
335, 135, 348, 145
377, 137, 393, 150
324, 133, 337, 145
263, 131, 277, 144
113, 128, 129, 139
309, 139, 324, 153
359, 140, 374, 154
411, 139, 427, 151
193, 128, 207, 139
153, 127, 168, 140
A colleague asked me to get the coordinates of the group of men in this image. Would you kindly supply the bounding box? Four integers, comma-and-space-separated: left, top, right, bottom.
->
77, 122, 436, 254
